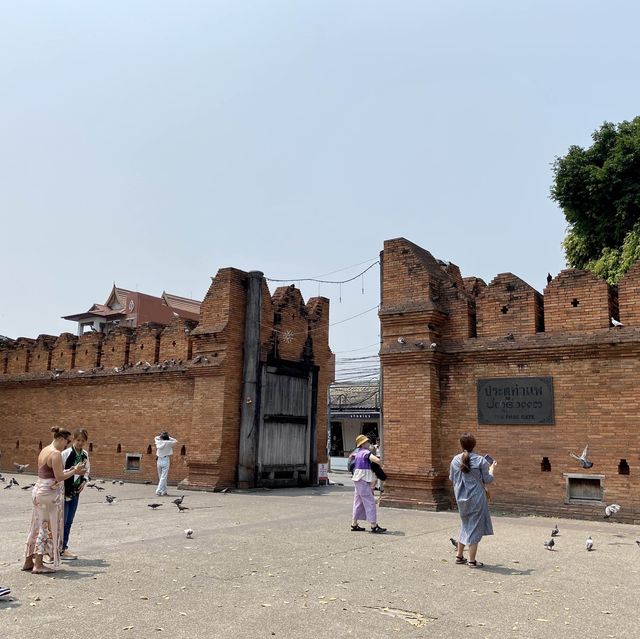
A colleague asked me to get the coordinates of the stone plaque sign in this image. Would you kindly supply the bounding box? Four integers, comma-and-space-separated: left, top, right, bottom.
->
477, 377, 554, 425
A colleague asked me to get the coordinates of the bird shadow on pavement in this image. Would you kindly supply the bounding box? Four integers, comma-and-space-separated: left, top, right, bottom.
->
478, 564, 535, 576
382, 530, 406, 537
0, 599, 22, 609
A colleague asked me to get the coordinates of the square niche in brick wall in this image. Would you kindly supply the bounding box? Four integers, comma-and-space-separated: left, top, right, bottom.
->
125, 453, 142, 472
564, 473, 604, 504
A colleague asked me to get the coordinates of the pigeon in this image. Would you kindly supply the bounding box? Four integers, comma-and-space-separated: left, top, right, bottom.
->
86, 482, 95, 488
546, 273, 553, 285
176, 503, 189, 513
505, 332, 515, 341
192, 354, 203, 364
544, 538, 555, 550
105, 495, 116, 504
3, 483, 12, 490
449, 537, 458, 548
0, 475, 5, 482
95, 485, 105, 491
570, 445, 593, 469
172, 496, 185, 506
148, 503, 163, 509
220, 487, 230, 494
21, 483, 35, 490
14, 463, 29, 473
635, 540, 640, 548
586, 536, 594, 551
144, 480, 152, 485
551, 524, 559, 537
611, 317, 624, 328
604, 504, 621, 519
112, 480, 117, 484
430, 343, 438, 350
119, 481, 124, 486
10, 478, 19, 486
185, 529, 194, 539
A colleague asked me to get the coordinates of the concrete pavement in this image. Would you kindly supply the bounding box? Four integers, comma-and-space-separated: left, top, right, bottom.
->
1, 472, 639, 639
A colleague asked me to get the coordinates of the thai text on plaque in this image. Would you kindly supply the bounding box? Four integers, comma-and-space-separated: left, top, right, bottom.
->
477, 377, 554, 425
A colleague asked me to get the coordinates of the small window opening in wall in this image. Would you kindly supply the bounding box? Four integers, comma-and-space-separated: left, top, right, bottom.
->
180, 445, 186, 456
571, 298, 580, 307
38, 441, 43, 450
89, 442, 93, 452
16, 440, 19, 449
541, 457, 551, 472
618, 459, 630, 475
172, 341, 176, 347
117, 443, 121, 453
125, 454, 141, 471
500, 306, 509, 314
566, 475, 603, 502
147, 444, 152, 454
85, 350, 88, 355
140, 344, 144, 350
37, 354, 40, 359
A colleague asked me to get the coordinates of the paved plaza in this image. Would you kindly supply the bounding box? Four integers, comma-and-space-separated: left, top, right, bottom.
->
0, 473, 638, 639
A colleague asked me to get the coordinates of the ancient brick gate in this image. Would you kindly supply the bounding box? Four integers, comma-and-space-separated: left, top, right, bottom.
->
378, 237, 640, 523
0, 269, 333, 491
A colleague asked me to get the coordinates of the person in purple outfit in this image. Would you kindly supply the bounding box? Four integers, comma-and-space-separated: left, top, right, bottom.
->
350, 434, 386, 533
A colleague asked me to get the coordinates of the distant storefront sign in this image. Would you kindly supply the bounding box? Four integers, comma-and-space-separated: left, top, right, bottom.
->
477, 377, 554, 425
332, 412, 380, 420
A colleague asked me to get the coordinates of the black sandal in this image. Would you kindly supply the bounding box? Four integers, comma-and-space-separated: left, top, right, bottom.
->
455, 556, 467, 564
370, 525, 387, 534
468, 560, 484, 568
351, 524, 366, 532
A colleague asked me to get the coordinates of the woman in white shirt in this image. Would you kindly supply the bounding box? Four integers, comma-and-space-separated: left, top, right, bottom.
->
154, 431, 177, 496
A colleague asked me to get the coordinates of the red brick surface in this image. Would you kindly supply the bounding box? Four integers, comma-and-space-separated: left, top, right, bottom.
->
0, 270, 332, 489
380, 237, 640, 522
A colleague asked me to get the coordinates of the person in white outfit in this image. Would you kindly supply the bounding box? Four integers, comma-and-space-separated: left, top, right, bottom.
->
154, 431, 177, 496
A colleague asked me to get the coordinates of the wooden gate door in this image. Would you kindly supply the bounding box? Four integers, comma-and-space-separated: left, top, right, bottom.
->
257, 364, 316, 487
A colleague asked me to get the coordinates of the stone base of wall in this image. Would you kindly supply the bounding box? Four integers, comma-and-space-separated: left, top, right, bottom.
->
380, 473, 451, 511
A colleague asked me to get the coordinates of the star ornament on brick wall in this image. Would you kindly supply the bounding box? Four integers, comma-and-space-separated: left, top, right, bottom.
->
281, 330, 294, 344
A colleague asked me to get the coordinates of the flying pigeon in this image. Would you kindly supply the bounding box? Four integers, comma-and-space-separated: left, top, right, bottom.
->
570, 445, 593, 469
544, 538, 555, 550
185, 529, 194, 539
148, 503, 162, 509
611, 318, 624, 328
14, 463, 29, 473
586, 536, 594, 551
551, 524, 559, 537
105, 495, 116, 504
172, 496, 185, 506
176, 503, 189, 513
449, 537, 458, 548
604, 504, 621, 519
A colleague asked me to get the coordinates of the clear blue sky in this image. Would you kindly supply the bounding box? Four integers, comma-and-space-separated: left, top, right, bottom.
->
1, 1, 639, 377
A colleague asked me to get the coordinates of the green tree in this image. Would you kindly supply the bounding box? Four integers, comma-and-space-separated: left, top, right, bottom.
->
551, 117, 640, 283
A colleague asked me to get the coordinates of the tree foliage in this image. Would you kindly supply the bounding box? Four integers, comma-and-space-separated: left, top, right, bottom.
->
551, 117, 640, 283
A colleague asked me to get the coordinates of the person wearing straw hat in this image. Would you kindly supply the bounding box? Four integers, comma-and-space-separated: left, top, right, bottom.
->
350, 434, 386, 533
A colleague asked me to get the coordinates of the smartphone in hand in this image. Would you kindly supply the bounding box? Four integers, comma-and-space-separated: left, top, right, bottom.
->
484, 454, 495, 464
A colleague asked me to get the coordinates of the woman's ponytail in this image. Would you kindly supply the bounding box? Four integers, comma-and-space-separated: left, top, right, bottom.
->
459, 432, 476, 474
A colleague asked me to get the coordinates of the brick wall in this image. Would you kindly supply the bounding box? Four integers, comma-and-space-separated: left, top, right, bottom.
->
380, 237, 640, 523
0, 270, 332, 490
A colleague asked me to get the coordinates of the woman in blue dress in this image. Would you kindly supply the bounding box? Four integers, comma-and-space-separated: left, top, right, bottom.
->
449, 432, 496, 568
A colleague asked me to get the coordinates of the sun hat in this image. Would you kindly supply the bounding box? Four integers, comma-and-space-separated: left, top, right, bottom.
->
355, 434, 370, 448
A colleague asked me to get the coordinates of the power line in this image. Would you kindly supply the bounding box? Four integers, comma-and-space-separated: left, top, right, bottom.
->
265, 261, 379, 285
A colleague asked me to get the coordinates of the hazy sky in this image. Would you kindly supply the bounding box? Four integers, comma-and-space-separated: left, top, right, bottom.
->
1, 1, 639, 379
